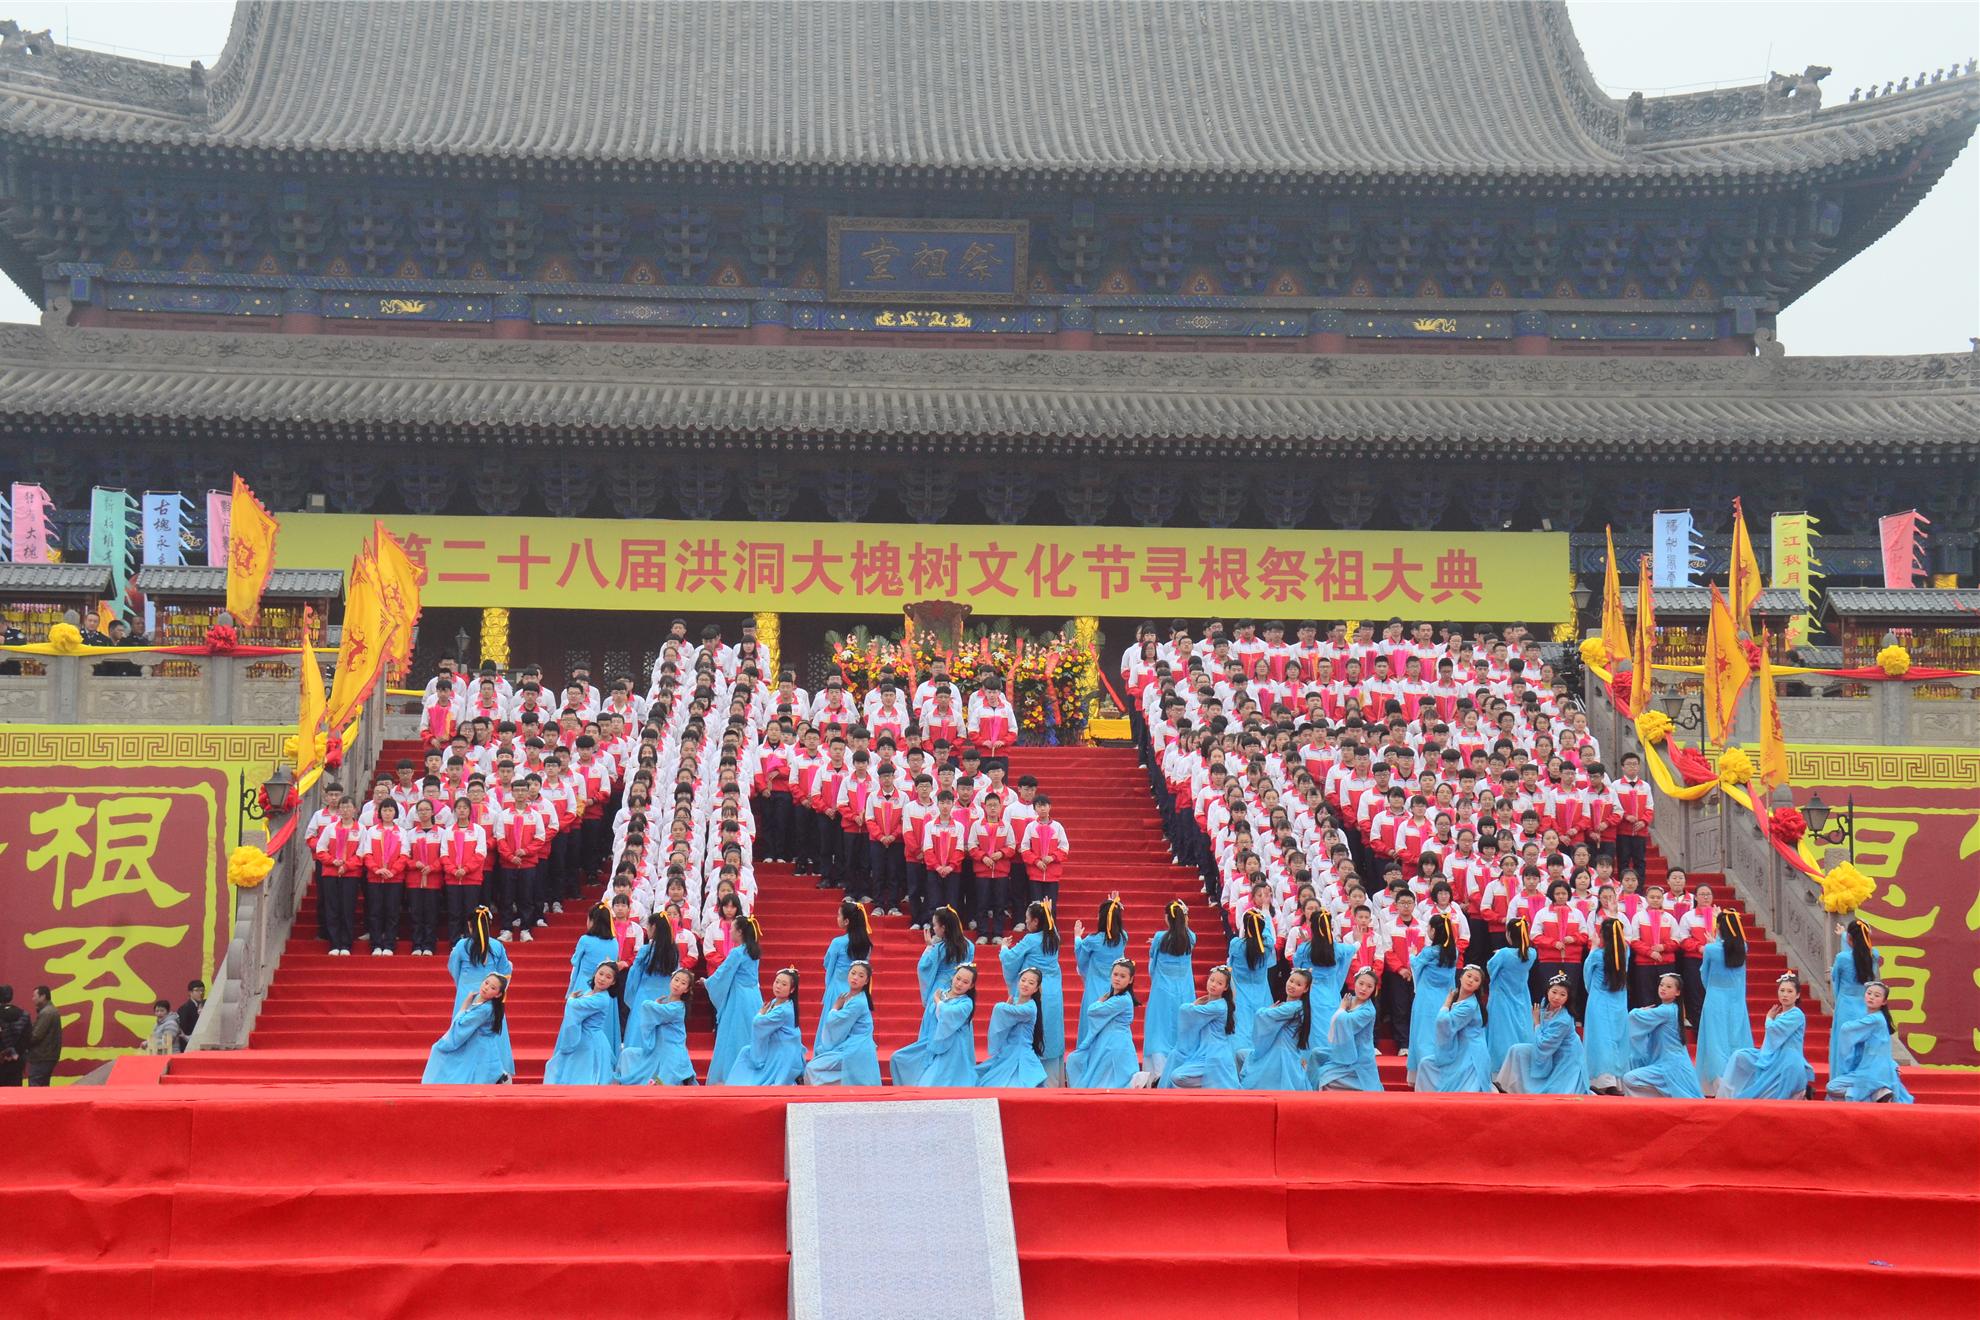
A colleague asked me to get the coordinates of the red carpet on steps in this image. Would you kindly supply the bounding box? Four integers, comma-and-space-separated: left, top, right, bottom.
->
178, 744, 1977, 1103
3, 1088, 1975, 1319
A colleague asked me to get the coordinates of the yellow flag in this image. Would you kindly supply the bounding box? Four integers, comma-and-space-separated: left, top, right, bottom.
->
324, 541, 385, 731
373, 521, 423, 681
225, 474, 280, 626
1600, 525, 1628, 662
1729, 497, 1763, 633
1703, 583, 1752, 746
1629, 554, 1655, 716
295, 607, 327, 775
1755, 627, 1789, 794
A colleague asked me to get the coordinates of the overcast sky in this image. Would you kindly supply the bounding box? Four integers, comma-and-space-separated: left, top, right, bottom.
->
1, 0, 1974, 355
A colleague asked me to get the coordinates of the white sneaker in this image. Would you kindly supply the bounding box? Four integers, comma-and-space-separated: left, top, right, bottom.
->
534, 918, 548, 928
518, 930, 534, 942
551, 902, 564, 914
371, 948, 384, 957
381, 948, 394, 957
497, 930, 513, 942
358, 933, 370, 942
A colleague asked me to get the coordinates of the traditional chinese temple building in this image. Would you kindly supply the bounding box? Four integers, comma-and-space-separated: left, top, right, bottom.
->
0, 1, 1975, 670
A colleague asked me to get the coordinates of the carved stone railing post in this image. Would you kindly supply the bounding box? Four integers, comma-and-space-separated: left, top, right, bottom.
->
49, 654, 80, 719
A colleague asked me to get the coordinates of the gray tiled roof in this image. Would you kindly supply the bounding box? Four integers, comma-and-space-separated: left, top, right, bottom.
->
0, 561, 114, 596
1825, 587, 1980, 619
0, 326, 1973, 457
1622, 588, 1808, 617
134, 565, 345, 600
0, 2, 1973, 185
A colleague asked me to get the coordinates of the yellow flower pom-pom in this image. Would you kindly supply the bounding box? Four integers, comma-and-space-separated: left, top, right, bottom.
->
227, 845, 275, 889
1578, 637, 1611, 669
1818, 862, 1875, 915
1876, 644, 1911, 677
1715, 746, 1755, 787
1634, 709, 1673, 747
46, 622, 84, 654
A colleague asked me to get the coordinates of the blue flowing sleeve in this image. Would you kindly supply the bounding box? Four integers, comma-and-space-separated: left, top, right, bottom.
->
1411, 945, 1436, 980
753, 1000, 794, 1051
1833, 1014, 1878, 1071
1436, 997, 1478, 1047
999, 935, 1030, 984
916, 943, 940, 1003
493, 941, 513, 980
933, 996, 975, 1043
447, 941, 469, 987
705, 949, 741, 1000
1534, 1009, 1573, 1057
434, 1002, 492, 1053
1076, 935, 1104, 982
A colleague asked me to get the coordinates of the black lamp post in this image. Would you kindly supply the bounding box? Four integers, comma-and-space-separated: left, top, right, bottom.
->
238, 763, 297, 844
455, 626, 472, 664
1803, 791, 1856, 864
1570, 582, 1593, 618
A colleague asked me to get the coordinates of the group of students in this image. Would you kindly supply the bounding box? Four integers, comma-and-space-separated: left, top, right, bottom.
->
422, 893, 1908, 1103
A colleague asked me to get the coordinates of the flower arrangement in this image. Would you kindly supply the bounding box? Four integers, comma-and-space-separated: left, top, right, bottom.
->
1740, 638, 1764, 671
1715, 746, 1755, 788
1578, 637, 1611, 669
1634, 709, 1673, 747
205, 623, 240, 653
1768, 807, 1807, 847
324, 732, 344, 770
283, 731, 328, 769
1818, 861, 1875, 915
227, 845, 275, 889
1876, 644, 1911, 677
823, 619, 1099, 744
1607, 670, 1632, 708
45, 622, 84, 654
1669, 745, 1715, 786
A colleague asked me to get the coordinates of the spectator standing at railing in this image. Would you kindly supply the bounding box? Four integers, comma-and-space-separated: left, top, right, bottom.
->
0, 985, 29, 1086
26, 986, 61, 1086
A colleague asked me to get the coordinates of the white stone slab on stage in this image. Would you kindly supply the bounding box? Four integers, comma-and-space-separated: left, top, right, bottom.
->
787, 1099, 1023, 1320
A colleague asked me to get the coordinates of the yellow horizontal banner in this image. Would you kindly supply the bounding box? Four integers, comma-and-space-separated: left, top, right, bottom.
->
279, 514, 1569, 621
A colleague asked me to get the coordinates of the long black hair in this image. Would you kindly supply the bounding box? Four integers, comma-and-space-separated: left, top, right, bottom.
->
1097, 898, 1126, 946
482, 976, 508, 1035
1305, 909, 1338, 966
1241, 909, 1269, 971
1017, 968, 1045, 1057
1504, 914, 1532, 960
1716, 909, 1748, 969
1599, 916, 1628, 992
737, 913, 762, 961
1429, 912, 1459, 969
1160, 900, 1192, 957
644, 911, 680, 979
1864, 979, 1896, 1034
1027, 901, 1061, 955
773, 966, 803, 1035
933, 906, 970, 967
1460, 964, 1491, 1028
1847, 921, 1877, 984
1104, 957, 1139, 1006
586, 902, 613, 940
466, 905, 496, 966
842, 899, 873, 961
1286, 968, 1313, 1050
1207, 964, 1238, 1035
845, 959, 874, 1010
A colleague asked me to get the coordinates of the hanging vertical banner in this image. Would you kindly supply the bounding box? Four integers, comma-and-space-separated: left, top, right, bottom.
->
9, 483, 54, 563
1651, 510, 1697, 589
1628, 555, 1655, 716
140, 492, 190, 567
224, 475, 280, 626
1770, 512, 1821, 649
1729, 497, 1763, 633
1879, 510, 1930, 589
205, 489, 233, 568
1599, 525, 1628, 661
1702, 583, 1751, 746
88, 488, 139, 619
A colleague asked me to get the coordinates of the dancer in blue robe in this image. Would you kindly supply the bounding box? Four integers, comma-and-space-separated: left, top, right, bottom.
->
725, 967, 807, 1085
1413, 963, 1492, 1094
1693, 910, 1753, 1094
1292, 910, 1357, 1009
1717, 973, 1816, 1100
1494, 971, 1589, 1095
890, 964, 978, 1086
1826, 981, 1912, 1103
977, 969, 1048, 1088
1583, 918, 1633, 1093
616, 967, 697, 1085
1000, 902, 1065, 1078
1145, 902, 1198, 1072
1406, 914, 1463, 1081
447, 906, 513, 1008
1484, 917, 1538, 1072
918, 907, 974, 1009
817, 900, 872, 1050
1828, 921, 1882, 1080
620, 911, 681, 1011
1228, 910, 1274, 1047
1072, 897, 1128, 1047
1241, 968, 1314, 1091
1310, 968, 1383, 1092
1160, 965, 1241, 1089
543, 962, 618, 1085
806, 960, 881, 1086
566, 902, 624, 1048
422, 973, 512, 1083
704, 914, 763, 1085
1066, 959, 1141, 1088
1621, 973, 1703, 1098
